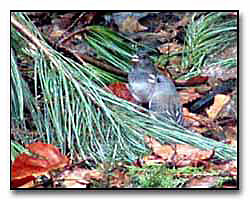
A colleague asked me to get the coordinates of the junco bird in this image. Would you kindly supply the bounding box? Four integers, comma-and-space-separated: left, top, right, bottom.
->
128, 52, 157, 103
128, 51, 184, 126
149, 74, 184, 126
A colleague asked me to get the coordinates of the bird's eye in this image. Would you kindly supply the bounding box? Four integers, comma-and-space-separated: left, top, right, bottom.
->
156, 77, 161, 83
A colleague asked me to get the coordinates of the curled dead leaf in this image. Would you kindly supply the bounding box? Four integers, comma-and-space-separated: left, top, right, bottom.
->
145, 137, 214, 168
11, 142, 69, 188
185, 176, 219, 188
106, 82, 136, 103
183, 108, 223, 133
54, 168, 104, 188
176, 76, 208, 86
179, 88, 202, 105
121, 16, 148, 33
206, 94, 231, 120
158, 41, 183, 54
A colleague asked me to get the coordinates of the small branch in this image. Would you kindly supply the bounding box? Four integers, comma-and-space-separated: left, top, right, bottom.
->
12, 15, 127, 79
55, 12, 86, 44
11, 15, 51, 58
79, 54, 128, 78
56, 12, 98, 46
11, 15, 60, 70
55, 45, 128, 78
56, 27, 89, 46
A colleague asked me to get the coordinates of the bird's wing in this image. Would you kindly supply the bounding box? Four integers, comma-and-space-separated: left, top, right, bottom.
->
128, 71, 155, 103
149, 93, 183, 125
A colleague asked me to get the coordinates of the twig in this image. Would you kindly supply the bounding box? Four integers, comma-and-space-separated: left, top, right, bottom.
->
56, 27, 89, 47
11, 15, 51, 58
56, 12, 98, 46
55, 44, 128, 78
55, 12, 86, 44
12, 15, 127, 79
79, 53, 128, 78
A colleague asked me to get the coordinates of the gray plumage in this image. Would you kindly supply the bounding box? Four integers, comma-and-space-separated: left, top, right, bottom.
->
128, 52, 184, 126
128, 54, 157, 103
149, 74, 184, 126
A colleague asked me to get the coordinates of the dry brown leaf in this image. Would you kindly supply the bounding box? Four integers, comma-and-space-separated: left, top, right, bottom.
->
110, 168, 130, 188
176, 16, 190, 27
183, 108, 223, 133
158, 41, 183, 54
121, 16, 148, 33
56, 168, 104, 188
206, 94, 231, 120
176, 76, 209, 86
106, 82, 137, 103
183, 108, 202, 127
145, 136, 214, 168
175, 144, 214, 161
11, 142, 69, 188
224, 126, 237, 147
179, 88, 202, 105
185, 176, 219, 188
144, 136, 174, 163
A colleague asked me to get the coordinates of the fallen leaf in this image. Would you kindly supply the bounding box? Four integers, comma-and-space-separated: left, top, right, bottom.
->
110, 168, 130, 188
55, 167, 104, 188
144, 136, 174, 163
185, 176, 219, 188
179, 88, 202, 104
158, 41, 183, 54
11, 142, 69, 188
176, 76, 209, 86
12, 153, 49, 181
106, 82, 136, 103
153, 144, 174, 160
25, 142, 69, 169
175, 144, 214, 162
121, 16, 148, 33
145, 136, 214, 168
183, 108, 223, 133
176, 16, 190, 27
206, 94, 231, 120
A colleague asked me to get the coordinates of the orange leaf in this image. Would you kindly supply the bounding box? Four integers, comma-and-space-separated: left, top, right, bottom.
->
153, 145, 174, 160
11, 142, 69, 188
144, 136, 174, 162
185, 176, 219, 188
175, 144, 214, 161
176, 76, 208, 86
106, 82, 136, 103
183, 108, 223, 133
11, 175, 36, 188
144, 137, 214, 168
179, 88, 202, 104
12, 153, 50, 180
26, 142, 69, 169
